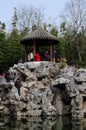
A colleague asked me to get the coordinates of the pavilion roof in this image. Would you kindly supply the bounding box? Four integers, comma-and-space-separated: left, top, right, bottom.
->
21, 26, 59, 44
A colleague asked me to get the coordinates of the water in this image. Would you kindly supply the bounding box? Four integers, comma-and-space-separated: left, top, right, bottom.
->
0, 116, 86, 130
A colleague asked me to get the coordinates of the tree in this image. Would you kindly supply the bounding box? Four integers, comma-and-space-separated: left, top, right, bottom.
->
59, 21, 81, 65
15, 5, 45, 35
60, 0, 86, 63
6, 29, 23, 67
50, 26, 58, 37
0, 21, 7, 73
4, 9, 23, 69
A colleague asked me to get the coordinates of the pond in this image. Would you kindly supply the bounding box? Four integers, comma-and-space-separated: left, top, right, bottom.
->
0, 116, 86, 130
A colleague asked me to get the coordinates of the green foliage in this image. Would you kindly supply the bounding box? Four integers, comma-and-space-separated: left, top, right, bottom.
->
59, 58, 68, 69
7, 29, 23, 65
59, 22, 84, 66
0, 24, 23, 73
50, 26, 58, 37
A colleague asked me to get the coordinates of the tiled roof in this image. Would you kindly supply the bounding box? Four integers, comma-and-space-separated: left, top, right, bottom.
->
21, 26, 59, 44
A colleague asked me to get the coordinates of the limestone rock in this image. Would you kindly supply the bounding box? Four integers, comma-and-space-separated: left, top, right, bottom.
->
0, 62, 86, 118
74, 68, 86, 82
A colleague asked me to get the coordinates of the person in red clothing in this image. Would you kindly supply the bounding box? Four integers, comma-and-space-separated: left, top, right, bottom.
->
35, 53, 41, 61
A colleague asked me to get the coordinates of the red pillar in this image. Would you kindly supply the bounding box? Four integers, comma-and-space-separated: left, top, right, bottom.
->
25, 45, 28, 62
50, 42, 52, 61
33, 41, 36, 60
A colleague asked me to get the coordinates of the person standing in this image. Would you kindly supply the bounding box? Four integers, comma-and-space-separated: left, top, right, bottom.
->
52, 50, 57, 62
44, 51, 50, 61
29, 52, 34, 61
5, 71, 11, 82
35, 53, 41, 61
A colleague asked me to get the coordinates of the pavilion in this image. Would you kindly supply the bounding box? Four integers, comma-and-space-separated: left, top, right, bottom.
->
20, 25, 59, 61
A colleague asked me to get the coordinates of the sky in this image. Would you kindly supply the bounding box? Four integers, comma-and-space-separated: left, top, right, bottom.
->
0, 0, 68, 31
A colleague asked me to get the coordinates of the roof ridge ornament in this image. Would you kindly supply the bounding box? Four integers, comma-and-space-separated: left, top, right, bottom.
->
36, 24, 43, 29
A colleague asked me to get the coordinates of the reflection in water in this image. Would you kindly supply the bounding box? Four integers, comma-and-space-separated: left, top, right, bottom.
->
0, 116, 86, 130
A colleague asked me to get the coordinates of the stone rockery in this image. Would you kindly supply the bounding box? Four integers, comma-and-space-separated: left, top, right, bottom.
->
0, 61, 86, 118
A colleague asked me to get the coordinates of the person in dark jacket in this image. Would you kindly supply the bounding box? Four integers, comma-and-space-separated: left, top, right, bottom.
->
52, 50, 57, 62
5, 71, 11, 82
44, 51, 50, 61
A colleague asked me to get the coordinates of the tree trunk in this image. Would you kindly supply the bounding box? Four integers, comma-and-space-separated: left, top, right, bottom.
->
75, 36, 82, 62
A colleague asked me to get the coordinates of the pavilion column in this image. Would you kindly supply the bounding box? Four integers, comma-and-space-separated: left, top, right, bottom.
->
50, 42, 53, 61
25, 45, 28, 62
33, 41, 36, 53
33, 41, 36, 60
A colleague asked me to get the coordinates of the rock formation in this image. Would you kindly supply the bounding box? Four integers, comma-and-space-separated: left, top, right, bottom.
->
0, 61, 86, 118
